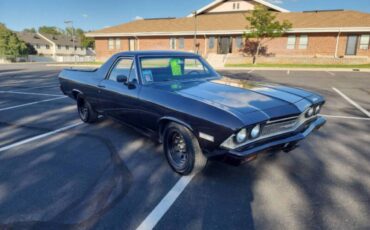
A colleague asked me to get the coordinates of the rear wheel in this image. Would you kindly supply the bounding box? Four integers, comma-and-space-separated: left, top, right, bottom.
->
77, 95, 98, 123
163, 122, 207, 175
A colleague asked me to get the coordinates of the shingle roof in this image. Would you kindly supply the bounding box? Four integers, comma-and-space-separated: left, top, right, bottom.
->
17, 32, 82, 47
16, 32, 51, 45
87, 10, 370, 36
42, 34, 82, 47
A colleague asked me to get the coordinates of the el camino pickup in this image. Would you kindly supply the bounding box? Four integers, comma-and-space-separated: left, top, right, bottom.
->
59, 51, 326, 175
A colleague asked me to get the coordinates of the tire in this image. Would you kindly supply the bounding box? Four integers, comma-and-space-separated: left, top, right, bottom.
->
77, 95, 98, 124
163, 122, 207, 175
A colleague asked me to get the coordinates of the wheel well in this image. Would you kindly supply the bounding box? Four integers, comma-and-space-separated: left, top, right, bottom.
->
158, 119, 170, 142
75, 93, 85, 107
72, 90, 82, 100
158, 118, 193, 142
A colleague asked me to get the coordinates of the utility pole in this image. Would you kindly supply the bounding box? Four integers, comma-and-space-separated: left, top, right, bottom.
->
193, 11, 198, 54
64, 20, 76, 64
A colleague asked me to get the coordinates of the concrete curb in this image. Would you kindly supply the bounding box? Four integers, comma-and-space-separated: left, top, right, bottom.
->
216, 67, 370, 72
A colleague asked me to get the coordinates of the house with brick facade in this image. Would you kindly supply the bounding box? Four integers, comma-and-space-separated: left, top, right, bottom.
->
86, 0, 370, 65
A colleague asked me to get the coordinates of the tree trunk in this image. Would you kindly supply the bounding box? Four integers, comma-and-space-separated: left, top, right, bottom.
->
253, 42, 261, 65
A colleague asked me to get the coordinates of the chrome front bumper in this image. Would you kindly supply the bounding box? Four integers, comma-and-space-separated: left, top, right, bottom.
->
228, 116, 326, 158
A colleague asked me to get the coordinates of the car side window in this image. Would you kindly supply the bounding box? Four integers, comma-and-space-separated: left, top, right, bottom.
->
129, 61, 138, 82
108, 58, 135, 82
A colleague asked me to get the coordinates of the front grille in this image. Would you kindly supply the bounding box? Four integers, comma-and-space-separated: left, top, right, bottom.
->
262, 118, 299, 137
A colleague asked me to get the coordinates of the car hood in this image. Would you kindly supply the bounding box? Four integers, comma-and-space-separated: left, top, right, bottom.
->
151, 77, 323, 125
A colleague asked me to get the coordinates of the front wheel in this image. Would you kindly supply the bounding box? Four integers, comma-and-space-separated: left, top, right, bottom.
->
77, 95, 98, 123
163, 122, 207, 175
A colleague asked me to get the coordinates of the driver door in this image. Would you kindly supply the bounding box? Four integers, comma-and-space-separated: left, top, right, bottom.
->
97, 57, 142, 126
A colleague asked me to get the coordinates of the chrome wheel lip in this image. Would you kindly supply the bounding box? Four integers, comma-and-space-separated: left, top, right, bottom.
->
167, 131, 189, 170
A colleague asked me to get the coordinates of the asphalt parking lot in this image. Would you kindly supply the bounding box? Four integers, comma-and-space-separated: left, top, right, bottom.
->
0, 64, 369, 230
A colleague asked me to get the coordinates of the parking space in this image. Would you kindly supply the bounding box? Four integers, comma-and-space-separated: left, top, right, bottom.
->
0, 64, 369, 229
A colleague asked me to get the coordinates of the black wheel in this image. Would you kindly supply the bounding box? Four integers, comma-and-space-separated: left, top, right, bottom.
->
77, 95, 98, 123
163, 122, 207, 175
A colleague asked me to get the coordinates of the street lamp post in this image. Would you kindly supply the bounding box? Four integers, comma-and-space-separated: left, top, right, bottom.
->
64, 20, 76, 64
193, 11, 198, 54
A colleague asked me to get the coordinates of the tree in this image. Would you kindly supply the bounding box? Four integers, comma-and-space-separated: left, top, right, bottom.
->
0, 23, 28, 59
65, 27, 95, 49
244, 6, 292, 64
38, 26, 61, 35
23, 28, 36, 33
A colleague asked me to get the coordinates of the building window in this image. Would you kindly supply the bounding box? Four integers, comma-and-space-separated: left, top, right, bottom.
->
129, 38, 136, 51
235, 36, 243, 49
170, 37, 177, 50
116, 38, 121, 49
108, 38, 115, 50
359, 35, 370, 50
233, 3, 240, 10
299, 35, 308, 49
66, 46, 69, 50
287, 35, 296, 49
57, 45, 61, 49
178, 38, 185, 49
209, 36, 215, 49
35, 44, 40, 49
45, 45, 50, 49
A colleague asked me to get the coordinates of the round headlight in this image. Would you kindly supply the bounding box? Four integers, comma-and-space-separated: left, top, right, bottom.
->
306, 107, 314, 117
250, 124, 261, 139
236, 129, 248, 143
315, 105, 321, 114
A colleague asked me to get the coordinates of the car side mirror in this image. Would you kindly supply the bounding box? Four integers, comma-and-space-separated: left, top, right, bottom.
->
117, 75, 128, 84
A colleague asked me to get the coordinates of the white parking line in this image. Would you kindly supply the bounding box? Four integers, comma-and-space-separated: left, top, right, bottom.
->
136, 173, 197, 230
287, 70, 290, 75
322, 114, 370, 121
248, 69, 254, 74
332, 87, 370, 118
0, 96, 67, 112
0, 122, 83, 153
0, 90, 63, 97
16, 84, 59, 91
327, 71, 335, 76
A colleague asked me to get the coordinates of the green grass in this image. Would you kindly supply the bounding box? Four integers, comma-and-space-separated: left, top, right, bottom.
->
77, 61, 104, 65
225, 63, 370, 69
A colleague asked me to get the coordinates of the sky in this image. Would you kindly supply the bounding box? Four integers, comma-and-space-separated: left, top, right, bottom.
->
1, 0, 370, 32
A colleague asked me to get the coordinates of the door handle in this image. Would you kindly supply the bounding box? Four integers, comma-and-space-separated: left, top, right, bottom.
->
98, 85, 106, 89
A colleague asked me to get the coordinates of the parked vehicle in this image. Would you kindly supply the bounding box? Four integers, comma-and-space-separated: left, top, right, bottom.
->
59, 51, 326, 175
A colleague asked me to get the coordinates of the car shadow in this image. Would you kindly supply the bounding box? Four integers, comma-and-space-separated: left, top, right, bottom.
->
0, 131, 133, 230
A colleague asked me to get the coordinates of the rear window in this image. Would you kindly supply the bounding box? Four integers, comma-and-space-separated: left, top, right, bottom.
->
140, 57, 215, 84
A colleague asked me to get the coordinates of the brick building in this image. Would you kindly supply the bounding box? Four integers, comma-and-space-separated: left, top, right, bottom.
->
87, 0, 370, 64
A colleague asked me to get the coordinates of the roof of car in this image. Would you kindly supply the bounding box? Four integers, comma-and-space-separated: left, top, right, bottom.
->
115, 50, 200, 57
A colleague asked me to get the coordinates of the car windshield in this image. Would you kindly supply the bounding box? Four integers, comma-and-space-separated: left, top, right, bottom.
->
140, 56, 218, 84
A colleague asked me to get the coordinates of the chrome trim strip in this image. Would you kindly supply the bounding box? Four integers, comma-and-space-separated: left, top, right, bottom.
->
266, 116, 299, 124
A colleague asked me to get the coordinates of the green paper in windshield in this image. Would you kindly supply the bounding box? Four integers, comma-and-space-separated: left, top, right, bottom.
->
170, 58, 182, 76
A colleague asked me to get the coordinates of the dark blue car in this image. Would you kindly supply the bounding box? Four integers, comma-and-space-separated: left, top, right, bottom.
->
59, 51, 326, 175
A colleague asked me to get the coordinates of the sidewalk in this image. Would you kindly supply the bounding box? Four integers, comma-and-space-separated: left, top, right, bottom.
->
216, 66, 370, 72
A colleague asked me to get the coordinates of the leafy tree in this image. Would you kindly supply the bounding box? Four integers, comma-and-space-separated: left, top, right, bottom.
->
24, 43, 37, 55
80, 33, 95, 49
65, 27, 95, 49
38, 26, 61, 35
23, 28, 36, 33
0, 23, 28, 59
244, 6, 292, 64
